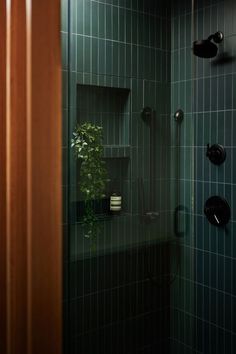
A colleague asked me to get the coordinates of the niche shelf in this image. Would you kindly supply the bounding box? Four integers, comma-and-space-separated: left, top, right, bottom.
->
103, 145, 131, 159
77, 84, 131, 159
69, 199, 130, 224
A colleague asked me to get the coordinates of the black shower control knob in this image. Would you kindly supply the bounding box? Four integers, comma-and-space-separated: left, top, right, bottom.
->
206, 144, 226, 165
204, 196, 230, 227
206, 147, 221, 160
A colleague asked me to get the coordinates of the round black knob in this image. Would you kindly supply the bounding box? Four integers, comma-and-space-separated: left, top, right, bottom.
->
206, 144, 226, 165
204, 196, 230, 227
174, 109, 184, 123
212, 31, 224, 44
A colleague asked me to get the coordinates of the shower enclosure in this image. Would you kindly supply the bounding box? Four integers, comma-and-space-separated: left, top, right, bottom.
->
62, 0, 236, 353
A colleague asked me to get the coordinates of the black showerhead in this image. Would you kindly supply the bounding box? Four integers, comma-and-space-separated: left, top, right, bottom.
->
193, 39, 218, 58
193, 31, 223, 58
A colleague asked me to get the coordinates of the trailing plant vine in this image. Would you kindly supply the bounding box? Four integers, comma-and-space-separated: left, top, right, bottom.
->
71, 122, 109, 242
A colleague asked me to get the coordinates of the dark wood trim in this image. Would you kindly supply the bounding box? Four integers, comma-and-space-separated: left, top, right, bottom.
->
0, 1, 62, 353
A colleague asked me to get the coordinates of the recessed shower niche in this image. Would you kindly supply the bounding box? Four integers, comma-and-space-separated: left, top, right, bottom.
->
77, 84, 131, 156
71, 84, 131, 222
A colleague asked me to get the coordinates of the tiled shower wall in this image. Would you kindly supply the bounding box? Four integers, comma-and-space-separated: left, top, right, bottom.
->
62, 0, 172, 256
170, 1, 195, 352
62, 0, 174, 353
62, 0, 236, 353
170, 0, 236, 353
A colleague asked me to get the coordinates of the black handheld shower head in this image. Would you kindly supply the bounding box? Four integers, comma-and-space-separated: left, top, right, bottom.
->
193, 31, 224, 58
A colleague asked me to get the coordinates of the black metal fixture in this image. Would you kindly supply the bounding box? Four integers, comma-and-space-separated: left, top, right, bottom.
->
193, 31, 224, 58
141, 106, 153, 122
139, 107, 159, 222
174, 205, 189, 238
206, 143, 226, 165
204, 196, 230, 227
174, 109, 184, 123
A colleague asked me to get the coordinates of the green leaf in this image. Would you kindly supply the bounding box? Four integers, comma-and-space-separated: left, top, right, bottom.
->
71, 122, 109, 245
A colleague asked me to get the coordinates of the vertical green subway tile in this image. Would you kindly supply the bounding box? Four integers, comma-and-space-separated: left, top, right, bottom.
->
113, 41, 119, 76
92, 37, 98, 74
105, 5, 112, 39
137, 0, 143, 12
149, 48, 156, 80
149, 16, 156, 48
61, 0, 68, 32
83, 73, 91, 85
77, 35, 83, 72
119, 43, 126, 78
108, 118, 114, 146
179, 81, 185, 112
185, 80, 192, 113
63, 186, 68, 224
105, 41, 113, 76
98, 39, 106, 74
156, 49, 161, 82
69, 106, 77, 134
69, 72, 77, 108
185, 48, 192, 81
119, 8, 125, 43
63, 147, 68, 186
112, 6, 119, 41
84, 0, 91, 36
131, 45, 138, 78
161, 51, 166, 83
131, 114, 138, 147
179, 48, 185, 80
70, 0, 77, 33
124, 115, 130, 145
76, 0, 84, 34
70, 34, 76, 72
91, 2, 99, 37
138, 46, 144, 79
155, 18, 161, 49
84, 36, 91, 73
98, 3, 106, 38
131, 12, 138, 45
137, 13, 145, 46
125, 10, 132, 43
62, 109, 68, 148
62, 70, 68, 109
143, 15, 150, 46
61, 32, 68, 70
125, 44, 132, 78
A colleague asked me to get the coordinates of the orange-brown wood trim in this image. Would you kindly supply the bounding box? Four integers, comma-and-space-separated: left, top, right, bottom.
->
30, 1, 62, 353
1, 0, 62, 353
0, 1, 7, 352
6, 2, 28, 352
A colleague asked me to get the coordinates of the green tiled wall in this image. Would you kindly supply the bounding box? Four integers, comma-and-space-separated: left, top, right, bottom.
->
170, 0, 196, 352
170, 0, 236, 353
62, 0, 175, 258
63, 0, 236, 352
62, 0, 176, 353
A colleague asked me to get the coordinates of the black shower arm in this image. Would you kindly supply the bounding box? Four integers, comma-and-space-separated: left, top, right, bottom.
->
207, 31, 224, 43
207, 34, 215, 41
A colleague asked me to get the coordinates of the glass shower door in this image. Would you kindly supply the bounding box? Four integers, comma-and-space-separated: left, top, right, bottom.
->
62, 0, 195, 353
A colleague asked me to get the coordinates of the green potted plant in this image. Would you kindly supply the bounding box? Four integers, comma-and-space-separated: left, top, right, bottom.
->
71, 122, 109, 243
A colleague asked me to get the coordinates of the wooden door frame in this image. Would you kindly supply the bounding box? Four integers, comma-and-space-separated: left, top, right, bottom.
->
0, 1, 62, 353
0, 1, 7, 352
